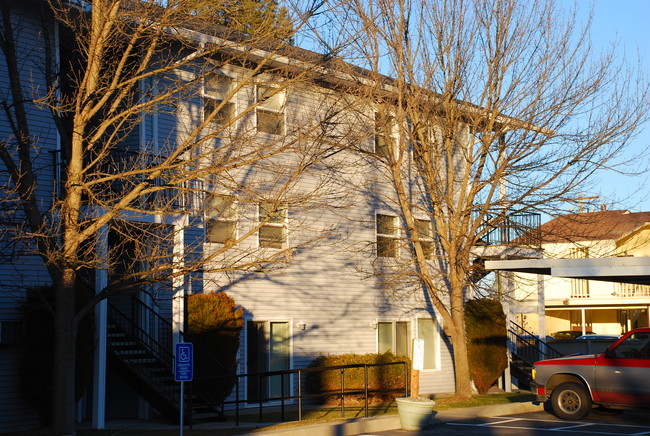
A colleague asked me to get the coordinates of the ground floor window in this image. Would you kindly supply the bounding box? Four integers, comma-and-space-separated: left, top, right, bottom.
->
417, 318, 439, 370
246, 320, 290, 402
378, 321, 410, 357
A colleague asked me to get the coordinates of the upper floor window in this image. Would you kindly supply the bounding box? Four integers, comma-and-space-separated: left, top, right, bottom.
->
203, 73, 235, 125
378, 321, 410, 357
256, 85, 285, 135
377, 214, 398, 257
415, 218, 434, 258
259, 202, 287, 248
412, 126, 435, 163
374, 112, 395, 157
206, 194, 237, 244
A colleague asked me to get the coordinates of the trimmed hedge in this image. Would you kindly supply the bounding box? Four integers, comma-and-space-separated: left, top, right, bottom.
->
465, 298, 507, 394
306, 352, 409, 405
186, 292, 243, 404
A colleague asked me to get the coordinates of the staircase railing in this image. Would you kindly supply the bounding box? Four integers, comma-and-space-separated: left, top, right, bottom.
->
130, 297, 232, 421
508, 320, 562, 367
107, 302, 178, 404
131, 296, 229, 372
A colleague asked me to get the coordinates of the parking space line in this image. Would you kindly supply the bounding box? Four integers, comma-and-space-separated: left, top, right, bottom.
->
479, 418, 518, 426
446, 417, 650, 435
553, 423, 594, 431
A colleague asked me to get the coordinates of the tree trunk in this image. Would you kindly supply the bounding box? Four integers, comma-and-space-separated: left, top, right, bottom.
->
51, 268, 77, 436
451, 309, 473, 398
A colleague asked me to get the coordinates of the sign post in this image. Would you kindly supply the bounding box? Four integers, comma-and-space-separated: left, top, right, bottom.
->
411, 339, 424, 398
175, 342, 193, 436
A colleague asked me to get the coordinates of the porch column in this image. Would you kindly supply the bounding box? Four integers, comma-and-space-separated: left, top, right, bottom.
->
172, 216, 187, 345
92, 225, 108, 429
537, 274, 546, 337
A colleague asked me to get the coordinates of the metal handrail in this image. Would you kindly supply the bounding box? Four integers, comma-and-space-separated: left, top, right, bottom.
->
192, 360, 410, 426
107, 302, 178, 404
508, 320, 562, 366
132, 296, 230, 372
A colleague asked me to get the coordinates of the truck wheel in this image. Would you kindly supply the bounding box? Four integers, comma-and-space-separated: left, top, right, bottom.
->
550, 382, 592, 420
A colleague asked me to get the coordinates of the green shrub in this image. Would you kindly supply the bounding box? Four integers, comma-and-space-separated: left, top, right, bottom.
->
186, 292, 243, 404
20, 285, 94, 426
306, 352, 409, 405
465, 298, 507, 394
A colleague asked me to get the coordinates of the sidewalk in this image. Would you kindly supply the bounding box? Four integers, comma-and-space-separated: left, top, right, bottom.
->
243, 401, 544, 436
74, 397, 543, 435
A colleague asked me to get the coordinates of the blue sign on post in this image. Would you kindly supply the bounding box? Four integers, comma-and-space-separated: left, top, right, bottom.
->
175, 342, 193, 382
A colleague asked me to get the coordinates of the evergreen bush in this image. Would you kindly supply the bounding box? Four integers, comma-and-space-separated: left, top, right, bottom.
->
305, 352, 409, 405
465, 298, 507, 394
186, 292, 243, 405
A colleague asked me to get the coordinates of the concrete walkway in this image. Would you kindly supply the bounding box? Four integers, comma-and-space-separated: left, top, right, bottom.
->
81, 400, 544, 435
246, 402, 544, 436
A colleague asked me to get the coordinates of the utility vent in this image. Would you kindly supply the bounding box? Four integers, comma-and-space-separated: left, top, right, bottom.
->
0, 321, 20, 345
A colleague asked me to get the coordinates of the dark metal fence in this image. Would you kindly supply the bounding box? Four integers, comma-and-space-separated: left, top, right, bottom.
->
189, 361, 409, 427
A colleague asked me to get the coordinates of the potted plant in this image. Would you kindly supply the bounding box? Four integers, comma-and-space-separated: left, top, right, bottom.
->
396, 339, 435, 430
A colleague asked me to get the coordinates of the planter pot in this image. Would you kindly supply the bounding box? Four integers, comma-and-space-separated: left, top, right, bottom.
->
395, 397, 435, 430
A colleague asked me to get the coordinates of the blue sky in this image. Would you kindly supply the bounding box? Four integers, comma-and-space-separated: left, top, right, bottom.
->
581, 0, 650, 212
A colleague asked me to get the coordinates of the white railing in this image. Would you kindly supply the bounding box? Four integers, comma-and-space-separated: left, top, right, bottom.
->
615, 283, 650, 297
570, 279, 590, 298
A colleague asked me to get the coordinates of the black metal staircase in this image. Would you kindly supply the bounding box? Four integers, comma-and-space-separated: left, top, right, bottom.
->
106, 297, 227, 423
507, 320, 562, 389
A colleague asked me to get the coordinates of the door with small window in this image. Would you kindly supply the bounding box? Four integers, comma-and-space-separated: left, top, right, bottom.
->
247, 321, 290, 402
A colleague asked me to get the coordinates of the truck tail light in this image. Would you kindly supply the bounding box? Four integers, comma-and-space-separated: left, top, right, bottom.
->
537, 386, 546, 396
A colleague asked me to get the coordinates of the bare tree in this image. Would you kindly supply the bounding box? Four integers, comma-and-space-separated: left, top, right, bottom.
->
327, 0, 649, 397
0, 0, 348, 433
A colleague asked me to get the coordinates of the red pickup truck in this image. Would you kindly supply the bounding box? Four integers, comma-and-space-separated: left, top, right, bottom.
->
532, 327, 650, 419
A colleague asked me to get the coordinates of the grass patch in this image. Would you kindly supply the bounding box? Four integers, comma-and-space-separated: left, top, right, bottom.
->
433, 392, 536, 410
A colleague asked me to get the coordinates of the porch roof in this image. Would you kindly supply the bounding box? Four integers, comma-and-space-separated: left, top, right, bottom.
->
484, 257, 650, 286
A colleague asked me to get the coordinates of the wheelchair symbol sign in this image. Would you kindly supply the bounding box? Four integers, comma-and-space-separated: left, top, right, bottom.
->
175, 343, 193, 382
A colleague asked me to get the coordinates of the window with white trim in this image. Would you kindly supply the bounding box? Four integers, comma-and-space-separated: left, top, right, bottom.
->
376, 214, 398, 257
415, 218, 434, 259
206, 194, 237, 244
378, 321, 410, 357
374, 112, 395, 157
412, 126, 435, 163
259, 202, 287, 248
256, 85, 285, 135
203, 73, 235, 125
417, 318, 440, 370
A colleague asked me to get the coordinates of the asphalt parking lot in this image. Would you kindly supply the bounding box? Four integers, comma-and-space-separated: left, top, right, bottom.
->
362, 409, 650, 435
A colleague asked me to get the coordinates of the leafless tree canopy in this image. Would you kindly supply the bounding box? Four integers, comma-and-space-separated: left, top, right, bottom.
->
315, 0, 650, 396
0, 0, 350, 433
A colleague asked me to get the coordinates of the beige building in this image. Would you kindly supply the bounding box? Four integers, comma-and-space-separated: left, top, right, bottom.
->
503, 210, 650, 337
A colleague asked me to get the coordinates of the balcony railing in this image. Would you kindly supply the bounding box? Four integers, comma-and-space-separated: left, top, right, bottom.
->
476, 211, 541, 247
52, 149, 204, 213
615, 282, 650, 297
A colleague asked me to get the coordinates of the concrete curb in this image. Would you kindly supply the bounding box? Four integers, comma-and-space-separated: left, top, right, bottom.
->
249, 402, 544, 435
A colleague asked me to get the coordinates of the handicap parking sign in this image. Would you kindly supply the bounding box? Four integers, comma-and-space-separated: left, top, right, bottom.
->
175, 342, 193, 382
